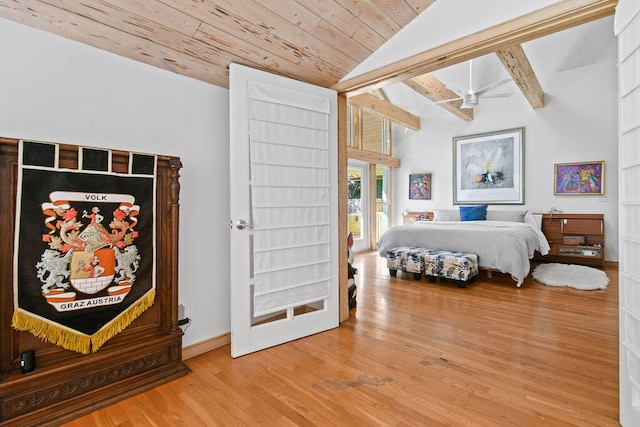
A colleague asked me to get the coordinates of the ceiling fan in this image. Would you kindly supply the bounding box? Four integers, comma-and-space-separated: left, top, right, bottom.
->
439, 59, 512, 109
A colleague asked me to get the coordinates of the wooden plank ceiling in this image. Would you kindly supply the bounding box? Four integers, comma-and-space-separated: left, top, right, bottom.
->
0, 0, 434, 89
0, 0, 617, 124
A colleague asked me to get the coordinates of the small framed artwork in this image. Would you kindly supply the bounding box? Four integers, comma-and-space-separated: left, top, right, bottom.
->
409, 173, 431, 200
453, 127, 524, 204
554, 161, 604, 195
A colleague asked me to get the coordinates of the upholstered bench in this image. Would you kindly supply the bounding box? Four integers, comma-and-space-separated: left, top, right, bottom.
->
422, 250, 479, 288
386, 247, 432, 280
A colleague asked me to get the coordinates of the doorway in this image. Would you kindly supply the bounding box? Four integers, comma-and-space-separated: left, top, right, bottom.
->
347, 161, 369, 252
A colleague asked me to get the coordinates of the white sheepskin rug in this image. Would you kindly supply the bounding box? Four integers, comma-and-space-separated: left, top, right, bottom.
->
532, 263, 609, 290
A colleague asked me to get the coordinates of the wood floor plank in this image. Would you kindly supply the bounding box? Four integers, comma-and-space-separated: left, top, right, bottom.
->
62, 252, 619, 426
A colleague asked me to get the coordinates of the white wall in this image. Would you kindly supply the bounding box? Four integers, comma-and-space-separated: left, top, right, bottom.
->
0, 18, 231, 346
390, 38, 619, 261
345, 0, 562, 81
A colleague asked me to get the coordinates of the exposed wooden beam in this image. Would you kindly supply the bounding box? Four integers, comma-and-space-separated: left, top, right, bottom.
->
495, 45, 545, 109
403, 74, 474, 121
333, 0, 616, 95
347, 93, 420, 130
371, 88, 388, 101
347, 146, 401, 168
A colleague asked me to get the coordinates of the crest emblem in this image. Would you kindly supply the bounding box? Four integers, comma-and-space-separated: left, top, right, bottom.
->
12, 143, 157, 354
37, 192, 142, 312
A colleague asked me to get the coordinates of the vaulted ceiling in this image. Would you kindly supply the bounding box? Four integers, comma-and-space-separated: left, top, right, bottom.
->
0, 0, 435, 89
0, 0, 617, 124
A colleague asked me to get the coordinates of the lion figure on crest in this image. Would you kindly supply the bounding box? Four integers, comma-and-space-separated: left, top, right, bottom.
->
36, 249, 74, 294
113, 245, 140, 284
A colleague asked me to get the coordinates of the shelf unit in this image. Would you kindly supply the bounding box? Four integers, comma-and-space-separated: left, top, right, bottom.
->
535, 213, 605, 267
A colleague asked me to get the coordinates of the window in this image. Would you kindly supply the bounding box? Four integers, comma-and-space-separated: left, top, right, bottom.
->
347, 104, 390, 155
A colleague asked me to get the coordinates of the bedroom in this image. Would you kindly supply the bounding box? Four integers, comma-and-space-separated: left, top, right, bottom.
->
342, 14, 617, 298
346, 16, 618, 264
0, 0, 638, 424
391, 26, 616, 239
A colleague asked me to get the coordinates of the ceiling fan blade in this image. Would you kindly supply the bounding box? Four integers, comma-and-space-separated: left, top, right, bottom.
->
478, 93, 512, 99
434, 97, 462, 104
475, 77, 511, 95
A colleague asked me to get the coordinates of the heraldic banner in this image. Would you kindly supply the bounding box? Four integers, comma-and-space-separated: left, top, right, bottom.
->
12, 141, 157, 354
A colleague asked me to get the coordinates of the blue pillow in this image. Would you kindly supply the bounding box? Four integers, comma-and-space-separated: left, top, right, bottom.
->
459, 205, 487, 221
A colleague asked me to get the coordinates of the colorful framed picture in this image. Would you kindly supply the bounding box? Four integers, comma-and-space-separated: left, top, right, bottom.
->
453, 127, 524, 204
409, 173, 431, 200
554, 161, 604, 195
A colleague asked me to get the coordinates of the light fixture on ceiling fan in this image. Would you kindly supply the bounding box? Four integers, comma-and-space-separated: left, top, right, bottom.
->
439, 59, 512, 109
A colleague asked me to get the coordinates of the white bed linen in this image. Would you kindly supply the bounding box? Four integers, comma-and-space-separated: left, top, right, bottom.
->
377, 220, 550, 287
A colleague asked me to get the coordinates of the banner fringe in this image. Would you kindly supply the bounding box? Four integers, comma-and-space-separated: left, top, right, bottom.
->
12, 310, 91, 354
12, 290, 155, 354
90, 290, 156, 352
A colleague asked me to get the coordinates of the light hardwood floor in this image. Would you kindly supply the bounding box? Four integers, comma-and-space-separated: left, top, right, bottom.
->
64, 252, 619, 426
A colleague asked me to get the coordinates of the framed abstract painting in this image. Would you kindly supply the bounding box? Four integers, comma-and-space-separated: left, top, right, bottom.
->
409, 173, 431, 200
453, 127, 524, 204
554, 161, 604, 195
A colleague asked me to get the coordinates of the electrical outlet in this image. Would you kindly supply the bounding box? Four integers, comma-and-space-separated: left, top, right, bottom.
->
178, 303, 186, 321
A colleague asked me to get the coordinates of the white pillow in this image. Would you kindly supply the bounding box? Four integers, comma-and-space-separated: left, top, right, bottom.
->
434, 209, 460, 221
486, 209, 528, 222
528, 212, 543, 229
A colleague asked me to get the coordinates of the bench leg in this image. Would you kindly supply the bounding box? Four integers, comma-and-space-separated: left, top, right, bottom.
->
455, 280, 467, 288
413, 272, 422, 280
389, 269, 397, 277
427, 276, 437, 283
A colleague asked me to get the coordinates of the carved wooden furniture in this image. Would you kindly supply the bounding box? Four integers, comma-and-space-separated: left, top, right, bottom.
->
0, 138, 190, 426
535, 213, 605, 267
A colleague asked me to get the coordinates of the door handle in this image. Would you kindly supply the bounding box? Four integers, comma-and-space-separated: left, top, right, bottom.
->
235, 219, 251, 230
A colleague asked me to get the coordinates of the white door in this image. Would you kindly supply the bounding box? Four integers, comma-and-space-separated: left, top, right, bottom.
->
229, 63, 339, 358
347, 161, 369, 252
616, 1, 640, 424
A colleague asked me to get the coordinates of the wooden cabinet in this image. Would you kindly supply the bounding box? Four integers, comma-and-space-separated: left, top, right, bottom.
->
0, 139, 189, 426
535, 213, 605, 266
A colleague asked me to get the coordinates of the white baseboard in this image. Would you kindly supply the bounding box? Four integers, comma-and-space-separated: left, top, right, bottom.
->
182, 332, 231, 360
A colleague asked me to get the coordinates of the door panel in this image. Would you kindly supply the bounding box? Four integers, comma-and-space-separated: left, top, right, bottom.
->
229, 63, 338, 358
617, 2, 640, 424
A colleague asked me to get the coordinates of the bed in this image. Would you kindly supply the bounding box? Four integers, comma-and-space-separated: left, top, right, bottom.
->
377, 210, 550, 287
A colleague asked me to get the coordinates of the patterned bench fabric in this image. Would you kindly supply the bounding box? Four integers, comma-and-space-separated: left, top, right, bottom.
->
386, 247, 425, 273
423, 250, 479, 281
